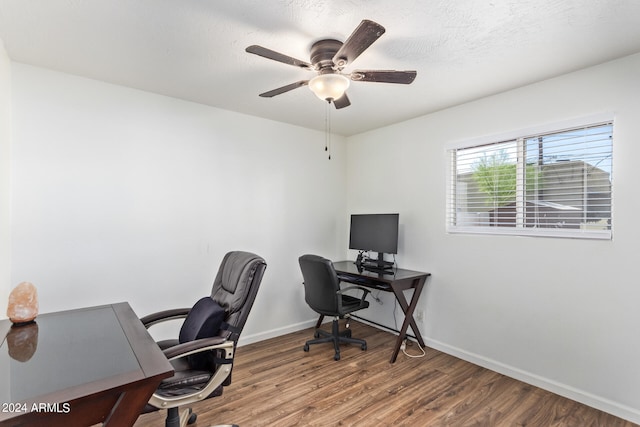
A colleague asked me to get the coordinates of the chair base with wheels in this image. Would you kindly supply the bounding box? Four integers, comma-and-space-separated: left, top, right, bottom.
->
304, 314, 367, 360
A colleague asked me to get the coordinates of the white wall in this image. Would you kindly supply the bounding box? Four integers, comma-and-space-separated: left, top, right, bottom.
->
0, 39, 11, 311
0, 41, 10, 402
8, 50, 640, 422
346, 53, 640, 422
9, 63, 347, 342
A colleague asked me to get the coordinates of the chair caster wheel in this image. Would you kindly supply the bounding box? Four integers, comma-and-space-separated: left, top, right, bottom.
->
187, 411, 197, 425
361, 343, 367, 351
303, 344, 310, 352
334, 352, 340, 361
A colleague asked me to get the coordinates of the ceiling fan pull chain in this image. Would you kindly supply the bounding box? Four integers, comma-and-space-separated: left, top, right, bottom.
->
325, 100, 331, 160
325, 100, 328, 152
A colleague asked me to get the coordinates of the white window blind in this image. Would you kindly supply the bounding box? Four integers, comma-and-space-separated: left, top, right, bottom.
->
447, 121, 613, 239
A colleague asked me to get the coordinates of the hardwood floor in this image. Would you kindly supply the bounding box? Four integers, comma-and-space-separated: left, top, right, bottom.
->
134, 321, 637, 427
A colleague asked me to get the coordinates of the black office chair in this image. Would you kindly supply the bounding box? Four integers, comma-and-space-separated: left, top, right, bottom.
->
141, 251, 266, 427
299, 254, 370, 361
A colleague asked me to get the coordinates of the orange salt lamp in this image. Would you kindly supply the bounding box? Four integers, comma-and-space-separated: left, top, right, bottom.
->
7, 281, 39, 324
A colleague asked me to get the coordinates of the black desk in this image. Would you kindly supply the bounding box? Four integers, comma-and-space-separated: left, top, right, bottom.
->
0, 303, 173, 427
333, 261, 431, 363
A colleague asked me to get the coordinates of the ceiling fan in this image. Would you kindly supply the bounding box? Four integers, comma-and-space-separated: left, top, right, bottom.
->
245, 20, 417, 109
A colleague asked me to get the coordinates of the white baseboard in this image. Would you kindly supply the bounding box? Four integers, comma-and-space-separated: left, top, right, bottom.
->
237, 318, 317, 347
425, 337, 640, 425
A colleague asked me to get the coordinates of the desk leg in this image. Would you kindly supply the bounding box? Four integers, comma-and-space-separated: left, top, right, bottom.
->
389, 278, 426, 363
103, 381, 161, 427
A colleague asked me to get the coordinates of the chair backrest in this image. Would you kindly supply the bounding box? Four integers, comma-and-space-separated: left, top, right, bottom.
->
299, 254, 341, 316
210, 251, 267, 344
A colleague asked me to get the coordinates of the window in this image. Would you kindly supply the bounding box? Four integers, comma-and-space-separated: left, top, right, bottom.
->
447, 120, 613, 239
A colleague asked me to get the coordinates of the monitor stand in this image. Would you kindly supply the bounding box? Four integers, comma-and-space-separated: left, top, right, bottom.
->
363, 265, 395, 275
357, 252, 394, 274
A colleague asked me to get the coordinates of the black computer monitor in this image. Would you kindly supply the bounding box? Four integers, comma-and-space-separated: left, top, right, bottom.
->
349, 213, 399, 268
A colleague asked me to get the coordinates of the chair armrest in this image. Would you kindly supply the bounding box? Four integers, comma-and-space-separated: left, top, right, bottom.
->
148, 337, 235, 411
140, 308, 190, 328
162, 336, 231, 361
338, 286, 371, 302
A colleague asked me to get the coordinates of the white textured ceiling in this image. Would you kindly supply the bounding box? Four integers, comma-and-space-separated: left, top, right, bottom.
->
1, 0, 640, 136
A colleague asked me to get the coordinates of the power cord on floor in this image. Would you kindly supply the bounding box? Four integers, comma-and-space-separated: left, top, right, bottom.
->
372, 290, 383, 305
400, 338, 426, 358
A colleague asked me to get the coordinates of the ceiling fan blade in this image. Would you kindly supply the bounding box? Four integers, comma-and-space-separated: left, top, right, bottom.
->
246, 45, 313, 70
258, 81, 309, 98
350, 70, 417, 84
332, 20, 385, 69
333, 93, 351, 109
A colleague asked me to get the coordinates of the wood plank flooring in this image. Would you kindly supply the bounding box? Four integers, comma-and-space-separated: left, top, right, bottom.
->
134, 321, 637, 427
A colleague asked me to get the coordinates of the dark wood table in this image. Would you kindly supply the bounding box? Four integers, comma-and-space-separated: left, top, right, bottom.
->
0, 302, 173, 427
333, 261, 431, 363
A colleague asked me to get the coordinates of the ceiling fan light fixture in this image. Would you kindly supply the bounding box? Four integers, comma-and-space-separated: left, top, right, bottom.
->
308, 74, 350, 101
